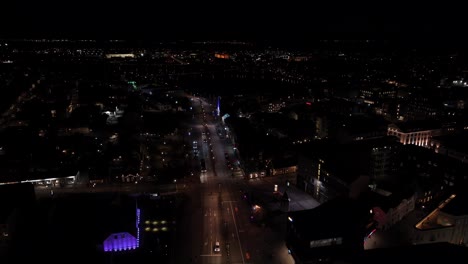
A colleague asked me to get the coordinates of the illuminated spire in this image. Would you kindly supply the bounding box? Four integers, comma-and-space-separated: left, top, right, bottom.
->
217, 96, 221, 117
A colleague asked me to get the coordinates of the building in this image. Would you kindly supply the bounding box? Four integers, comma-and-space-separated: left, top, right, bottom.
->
369, 189, 416, 230
0, 127, 81, 186
325, 114, 389, 143
214, 53, 230, 59
361, 243, 468, 264
413, 193, 468, 246
296, 143, 363, 203
315, 115, 328, 139
359, 86, 397, 104
431, 132, 468, 164
270, 158, 297, 176
398, 144, 468, 206
103, 232, 138, 252
105, 53, 136, 59
387, 120, 443, 146
0, 183, 36, 257
137, 195, 176, 259
267, 101, 286, 113
286, 197, 370, 263
297, 137, 400, 203
368, 139, 401, 183
382, 195, 415, 230
404, 94, 440, 121
372, 99, 402, 121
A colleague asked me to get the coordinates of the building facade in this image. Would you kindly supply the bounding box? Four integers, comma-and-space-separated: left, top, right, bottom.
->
387, 122, 441, 147
413, 194, 468, 246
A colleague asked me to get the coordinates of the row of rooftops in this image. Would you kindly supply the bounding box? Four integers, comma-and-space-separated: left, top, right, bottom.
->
287, 192, 468, 263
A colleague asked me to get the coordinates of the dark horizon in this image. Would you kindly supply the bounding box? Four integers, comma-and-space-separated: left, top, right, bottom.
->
2, 36, 468, 53
2, 1, 467, 46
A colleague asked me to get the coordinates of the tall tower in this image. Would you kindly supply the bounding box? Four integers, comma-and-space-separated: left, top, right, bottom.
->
217, 96, 221, 117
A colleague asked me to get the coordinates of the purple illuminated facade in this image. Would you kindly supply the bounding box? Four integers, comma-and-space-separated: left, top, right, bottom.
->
136, 208, 141, 247
103, 232, 138, 252
102, 208, 141, 252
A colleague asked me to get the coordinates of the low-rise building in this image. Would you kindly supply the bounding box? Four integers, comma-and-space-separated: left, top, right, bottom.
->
361, 243, 468, 264
388, 120, 443, 147
431, 132, 468, 164
266, 101, 286, 113
370, 188, 416, 230
413, 193, 468, 246
297, 137, 400, 203
286, 196, 370, 263
270, 158, 297, 176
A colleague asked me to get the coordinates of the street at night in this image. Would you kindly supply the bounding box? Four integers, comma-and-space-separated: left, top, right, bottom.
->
3, 6, 468, 263
174, 96, 296, 264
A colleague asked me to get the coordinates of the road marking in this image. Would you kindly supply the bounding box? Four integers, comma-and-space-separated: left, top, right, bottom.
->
200, 255, 222, 257
229, 202, 245, 264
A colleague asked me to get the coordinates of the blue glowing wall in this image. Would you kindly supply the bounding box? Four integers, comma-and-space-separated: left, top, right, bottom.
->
136, 208, 141, 247
103, 232, 138, 252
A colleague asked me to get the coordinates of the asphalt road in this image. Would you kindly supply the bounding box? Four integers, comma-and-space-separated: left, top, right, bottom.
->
176, 96, 295, 264
34, 182, 176, 199
177, 97, 245, 264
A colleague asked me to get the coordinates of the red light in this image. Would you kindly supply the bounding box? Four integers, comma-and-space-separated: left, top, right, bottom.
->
306, 102, 312, 106
364, 228, 377, 243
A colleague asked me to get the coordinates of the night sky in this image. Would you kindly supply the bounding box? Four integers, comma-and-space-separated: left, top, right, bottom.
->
1, 1, 466, 41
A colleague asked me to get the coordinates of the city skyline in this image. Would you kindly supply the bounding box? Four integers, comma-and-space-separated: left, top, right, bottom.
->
2, 11, 468, 262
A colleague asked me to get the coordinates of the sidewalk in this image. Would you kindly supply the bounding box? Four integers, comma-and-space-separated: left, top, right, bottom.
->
238, 205, 295, 264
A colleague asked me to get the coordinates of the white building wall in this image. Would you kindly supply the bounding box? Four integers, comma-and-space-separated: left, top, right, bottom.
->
412, 215, 468, 246
383, 195, 416, 230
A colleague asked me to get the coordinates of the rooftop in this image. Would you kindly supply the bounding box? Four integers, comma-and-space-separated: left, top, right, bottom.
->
441, 193, 468, 216
433, 131, 468, 154
369, 187, 415, 213
288, 197, 369, 241
392, 120, 441, 133
287, 196, 370, 262
341, 115, 389, 135
362, 242, 468, 264
298, 137, 400, 184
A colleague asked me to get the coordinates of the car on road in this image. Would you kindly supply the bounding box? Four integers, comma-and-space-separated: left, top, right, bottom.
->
214, 241, 221, 252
